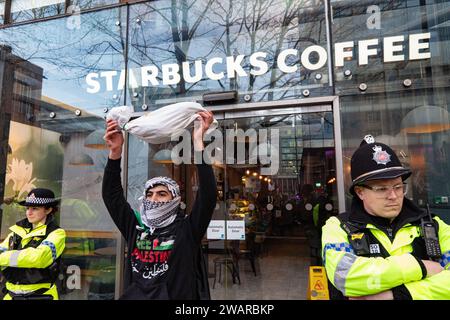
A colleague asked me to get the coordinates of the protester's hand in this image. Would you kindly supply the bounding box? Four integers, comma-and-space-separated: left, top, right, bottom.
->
104, 119, 124, 160
422, 260, 444, 277
193, 110, 214, 151
348, 290, 393, 300
198, 110, 214, 133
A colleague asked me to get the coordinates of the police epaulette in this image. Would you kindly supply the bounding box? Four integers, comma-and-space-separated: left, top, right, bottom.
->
337, 215, 365, 235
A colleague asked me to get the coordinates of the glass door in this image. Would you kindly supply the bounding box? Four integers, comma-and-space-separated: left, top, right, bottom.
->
208, 107, 338, 299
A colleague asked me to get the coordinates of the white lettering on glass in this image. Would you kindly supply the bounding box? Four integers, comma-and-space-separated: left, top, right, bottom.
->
85, 33, 431, 93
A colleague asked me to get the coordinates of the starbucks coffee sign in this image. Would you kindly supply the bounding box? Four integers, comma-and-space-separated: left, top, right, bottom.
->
85, 32, 431, 94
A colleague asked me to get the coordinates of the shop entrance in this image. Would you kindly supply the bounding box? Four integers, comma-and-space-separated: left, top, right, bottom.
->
206, 101, 342, 299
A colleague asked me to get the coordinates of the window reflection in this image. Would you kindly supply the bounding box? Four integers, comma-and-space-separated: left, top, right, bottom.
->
0, 7, 127, 116
127, 0, 329, 109
333, 0, 450, 217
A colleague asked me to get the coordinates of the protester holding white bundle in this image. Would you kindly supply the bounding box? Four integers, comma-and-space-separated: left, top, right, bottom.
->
106, 101, 218, 144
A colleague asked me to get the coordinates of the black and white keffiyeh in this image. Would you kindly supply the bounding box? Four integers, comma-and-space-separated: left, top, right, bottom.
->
144, 176, 180, 199
139, 177, 181, 233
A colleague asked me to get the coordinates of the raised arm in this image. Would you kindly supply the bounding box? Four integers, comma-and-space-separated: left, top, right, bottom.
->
189, 111, 217, 242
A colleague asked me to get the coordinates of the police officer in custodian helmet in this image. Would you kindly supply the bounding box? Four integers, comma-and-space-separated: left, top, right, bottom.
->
322, 135, 450, 300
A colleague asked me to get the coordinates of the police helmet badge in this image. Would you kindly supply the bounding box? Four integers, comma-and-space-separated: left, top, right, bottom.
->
372, 145, 391, 165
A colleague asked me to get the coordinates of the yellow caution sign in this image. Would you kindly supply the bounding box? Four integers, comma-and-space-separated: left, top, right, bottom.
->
307, 266, 329, 300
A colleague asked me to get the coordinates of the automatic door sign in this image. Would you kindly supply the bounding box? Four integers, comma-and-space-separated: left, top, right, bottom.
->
226, 220, 246, 240
207, 220, 225, 240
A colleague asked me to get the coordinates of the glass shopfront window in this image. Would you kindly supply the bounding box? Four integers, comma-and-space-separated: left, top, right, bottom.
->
331, 0, 450, 222
126, 0, 330, 110
74, 0, 120, 11
126, 134, 187, 212
0, 7, 128, 299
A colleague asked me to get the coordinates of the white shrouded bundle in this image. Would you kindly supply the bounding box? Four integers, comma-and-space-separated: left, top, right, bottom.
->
106, 102, 218, 144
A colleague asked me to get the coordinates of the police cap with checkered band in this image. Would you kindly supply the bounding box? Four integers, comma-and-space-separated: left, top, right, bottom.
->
350, 135, 411, 195
19, 188, 59, 207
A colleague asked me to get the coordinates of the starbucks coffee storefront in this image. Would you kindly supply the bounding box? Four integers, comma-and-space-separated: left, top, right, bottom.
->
0, 0, 449, 299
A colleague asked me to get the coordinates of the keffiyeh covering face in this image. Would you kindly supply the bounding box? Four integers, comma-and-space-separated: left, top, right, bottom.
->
140, 177, 181, 231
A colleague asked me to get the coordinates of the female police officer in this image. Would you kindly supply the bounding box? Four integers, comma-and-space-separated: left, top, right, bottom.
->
322, 135, 450, 300
0, 188, 66, 300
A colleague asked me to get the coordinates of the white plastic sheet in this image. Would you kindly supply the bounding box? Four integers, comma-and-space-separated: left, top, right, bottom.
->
106, 102, 218, 144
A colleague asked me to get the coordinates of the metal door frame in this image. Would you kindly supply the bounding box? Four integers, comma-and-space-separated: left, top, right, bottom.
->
203, 95, 345, 214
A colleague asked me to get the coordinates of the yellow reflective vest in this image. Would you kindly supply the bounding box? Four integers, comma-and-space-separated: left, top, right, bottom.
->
322, 199, 450, 300
0, 217, 66, 300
